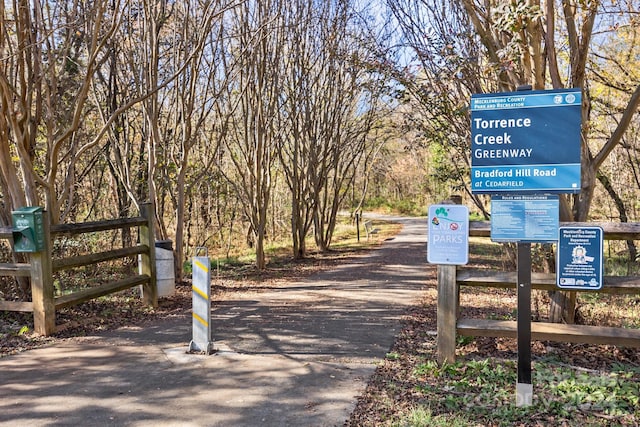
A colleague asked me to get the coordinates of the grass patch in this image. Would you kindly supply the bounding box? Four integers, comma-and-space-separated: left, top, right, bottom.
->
386, 356, 640, 426
203, 216, 402, 271
396, 406, 471, 427
363, 197, 427, 216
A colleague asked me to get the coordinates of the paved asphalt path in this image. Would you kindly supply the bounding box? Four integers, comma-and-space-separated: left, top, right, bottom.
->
0, 215, 429, 426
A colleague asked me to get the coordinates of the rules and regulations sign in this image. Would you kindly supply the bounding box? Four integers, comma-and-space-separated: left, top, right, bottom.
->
470, 88, 582, 194
490, 195, 559, 242
427, 204, 469, 265
557, 226, 604, 290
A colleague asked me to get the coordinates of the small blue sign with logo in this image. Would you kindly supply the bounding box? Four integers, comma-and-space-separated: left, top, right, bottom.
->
557, 226, 603, 290
427, 204, 469, 265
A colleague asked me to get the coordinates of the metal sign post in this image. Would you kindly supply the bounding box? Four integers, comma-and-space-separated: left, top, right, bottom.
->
516, 243, 533, 406
189, 248, 214, 354
470, 86, 583, 407
490, 195, 558, 406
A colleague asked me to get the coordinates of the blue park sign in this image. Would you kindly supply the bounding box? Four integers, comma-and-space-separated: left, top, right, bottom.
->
557, 226, 604, 290
470, 88, 582, 194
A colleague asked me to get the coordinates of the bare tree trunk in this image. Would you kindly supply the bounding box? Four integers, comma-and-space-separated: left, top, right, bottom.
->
597, 172, 637, 267
223, 0, 283, 270
454, 0, 640, 323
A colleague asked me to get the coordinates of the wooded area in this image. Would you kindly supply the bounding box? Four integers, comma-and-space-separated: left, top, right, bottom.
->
1, 1, 639, 308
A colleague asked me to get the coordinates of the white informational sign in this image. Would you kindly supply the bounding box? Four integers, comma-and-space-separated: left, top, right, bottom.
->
427, 204, 469, 265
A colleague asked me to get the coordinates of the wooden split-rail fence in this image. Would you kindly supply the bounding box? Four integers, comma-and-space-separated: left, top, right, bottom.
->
0, 203, 157, 336
437, 221, 640, 364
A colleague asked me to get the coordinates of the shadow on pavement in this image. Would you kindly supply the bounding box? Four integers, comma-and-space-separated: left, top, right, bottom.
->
0, 216, 433, 427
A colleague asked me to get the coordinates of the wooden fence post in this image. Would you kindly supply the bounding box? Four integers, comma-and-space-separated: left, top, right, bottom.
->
139, 203, 157, 307
437, 264, 458, 364
31, 210, 55, 335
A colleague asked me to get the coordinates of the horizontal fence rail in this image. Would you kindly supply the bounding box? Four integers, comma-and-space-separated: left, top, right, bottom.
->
469, 220, 640, 239
0, 203, 157, 335
437, 221, 640, 364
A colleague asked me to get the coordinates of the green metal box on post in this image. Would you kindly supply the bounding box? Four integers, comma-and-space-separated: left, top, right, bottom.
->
11, 206, 45, 253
